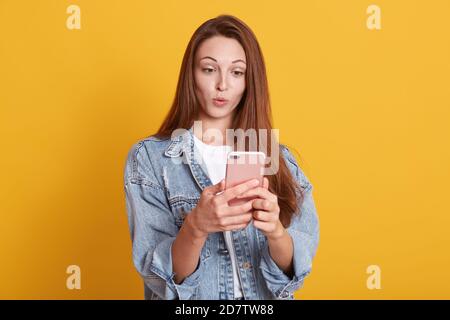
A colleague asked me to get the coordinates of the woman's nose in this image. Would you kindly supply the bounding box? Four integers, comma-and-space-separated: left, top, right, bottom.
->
216, 74, 228, 91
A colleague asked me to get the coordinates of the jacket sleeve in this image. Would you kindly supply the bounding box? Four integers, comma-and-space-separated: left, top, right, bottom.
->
123, 141, 205, 300
259, 145, 320, 299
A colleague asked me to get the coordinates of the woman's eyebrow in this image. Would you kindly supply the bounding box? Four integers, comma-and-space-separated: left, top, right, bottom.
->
232, 59, 247, 65
200, 56, 246, 65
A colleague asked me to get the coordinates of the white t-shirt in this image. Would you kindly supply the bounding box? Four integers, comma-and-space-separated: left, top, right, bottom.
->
193, 134, 244, 299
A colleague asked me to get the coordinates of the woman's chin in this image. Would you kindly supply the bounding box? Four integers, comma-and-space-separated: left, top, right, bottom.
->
205, 106, 234, 119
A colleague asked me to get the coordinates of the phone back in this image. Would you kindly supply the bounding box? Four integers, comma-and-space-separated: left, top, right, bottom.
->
225, 152, 265, 206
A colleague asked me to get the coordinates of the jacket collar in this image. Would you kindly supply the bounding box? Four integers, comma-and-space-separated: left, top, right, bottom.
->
163, 125, 213, 190
163, 126, 193, 158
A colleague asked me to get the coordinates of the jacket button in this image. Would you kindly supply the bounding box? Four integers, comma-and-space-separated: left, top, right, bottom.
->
218, 248, 229, 255
243, 262, 252, 269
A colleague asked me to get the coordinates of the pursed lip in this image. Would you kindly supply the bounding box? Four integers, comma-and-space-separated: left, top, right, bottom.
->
212, 98, 229, 107
213, 97, 229, 102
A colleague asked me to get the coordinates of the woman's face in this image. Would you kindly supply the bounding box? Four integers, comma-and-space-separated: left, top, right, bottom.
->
194, 35, 247, 123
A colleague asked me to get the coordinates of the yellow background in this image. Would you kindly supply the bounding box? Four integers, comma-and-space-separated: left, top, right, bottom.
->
0, 0, 449, 299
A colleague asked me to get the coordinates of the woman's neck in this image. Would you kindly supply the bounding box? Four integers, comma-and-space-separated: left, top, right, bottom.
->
193, 116, 233, 147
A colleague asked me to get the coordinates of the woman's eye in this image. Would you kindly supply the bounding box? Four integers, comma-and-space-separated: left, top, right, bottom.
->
233, 71, 245, 76
202, 68, 215, 73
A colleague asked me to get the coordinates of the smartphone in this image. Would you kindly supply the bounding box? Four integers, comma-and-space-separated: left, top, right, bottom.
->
224, 151, 266, 206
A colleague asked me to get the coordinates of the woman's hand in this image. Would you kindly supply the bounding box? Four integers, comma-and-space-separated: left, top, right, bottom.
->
186, 178, 261, 239
237, 177, 284, 241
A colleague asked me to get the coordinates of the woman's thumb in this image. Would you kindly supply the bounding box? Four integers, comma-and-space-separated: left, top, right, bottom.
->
211, 179, 225, 195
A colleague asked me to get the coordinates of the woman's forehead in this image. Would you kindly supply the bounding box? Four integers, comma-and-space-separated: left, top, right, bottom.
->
196, 36, 246, 63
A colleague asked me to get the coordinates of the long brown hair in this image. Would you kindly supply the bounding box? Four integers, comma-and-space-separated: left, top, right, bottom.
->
156, 15, 305, 227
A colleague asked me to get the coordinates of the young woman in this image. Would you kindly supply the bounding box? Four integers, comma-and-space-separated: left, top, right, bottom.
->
123, 15, 319, 300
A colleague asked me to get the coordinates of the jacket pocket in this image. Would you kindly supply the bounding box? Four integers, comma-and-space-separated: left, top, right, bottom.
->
168, 196, 212, 261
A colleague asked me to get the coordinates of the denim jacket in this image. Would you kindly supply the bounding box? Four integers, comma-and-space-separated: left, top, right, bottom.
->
123, 126, 320, 300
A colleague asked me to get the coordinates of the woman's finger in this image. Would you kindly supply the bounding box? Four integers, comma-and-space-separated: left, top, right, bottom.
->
252, 199, 275, 212
237, 187, 274, 201
252, 219, 275, 232
223, 199, 255, 216
220, 179, 260, 203
263, 177, 269, 190
220, 212, 253, 227
252, 210, 273, 222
